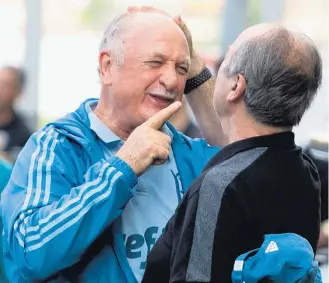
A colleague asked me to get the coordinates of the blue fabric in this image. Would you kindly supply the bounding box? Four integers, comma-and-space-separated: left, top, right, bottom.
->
0, 158, 11, 283
1, 98, 219, 283
232, 233, 322, 283
0, 159, 11, 191
87, 100, 186, 281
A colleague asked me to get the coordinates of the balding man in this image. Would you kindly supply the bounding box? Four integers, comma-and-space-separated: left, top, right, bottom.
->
1, 9, 222, 283
142, 24, 322, 283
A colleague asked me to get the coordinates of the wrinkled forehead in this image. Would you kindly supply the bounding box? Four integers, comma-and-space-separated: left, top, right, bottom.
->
126, 38, 191, 67
124, 14, 190, 62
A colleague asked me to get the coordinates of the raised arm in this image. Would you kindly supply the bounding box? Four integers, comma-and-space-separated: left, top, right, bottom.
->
177, 18, 225, 146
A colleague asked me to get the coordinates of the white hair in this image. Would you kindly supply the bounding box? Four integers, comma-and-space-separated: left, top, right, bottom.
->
99, 12, 133, 66
100, 10, 173, 67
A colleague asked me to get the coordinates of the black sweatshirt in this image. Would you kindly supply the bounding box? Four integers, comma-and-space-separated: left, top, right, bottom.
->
142, 132, 321, 283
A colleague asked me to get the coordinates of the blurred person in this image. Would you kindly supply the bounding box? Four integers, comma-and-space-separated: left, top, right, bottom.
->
304, 136, 328, 221
142, 23, 322, 283
1, 8, 223, 283
303, 136, 328, 250
0, 66, 31, 162
318, 220, 328, 249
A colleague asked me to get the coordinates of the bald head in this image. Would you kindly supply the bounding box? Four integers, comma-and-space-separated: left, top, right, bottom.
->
100, 11, 188, 66
232, 23, 278, 48
230, 23, 319, 77
222, 23, 322, 127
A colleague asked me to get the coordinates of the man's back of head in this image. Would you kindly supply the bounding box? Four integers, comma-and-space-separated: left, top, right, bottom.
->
214, 23, 322, 138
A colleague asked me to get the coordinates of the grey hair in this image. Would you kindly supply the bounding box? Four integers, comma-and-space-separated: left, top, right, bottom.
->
224, 28, 322, 127
99, 12, 133, 66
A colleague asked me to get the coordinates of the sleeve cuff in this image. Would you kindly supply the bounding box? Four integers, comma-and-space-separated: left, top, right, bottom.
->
109, 156, 138, 187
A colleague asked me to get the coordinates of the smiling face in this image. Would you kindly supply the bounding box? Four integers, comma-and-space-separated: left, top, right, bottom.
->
99, 13, 191, 130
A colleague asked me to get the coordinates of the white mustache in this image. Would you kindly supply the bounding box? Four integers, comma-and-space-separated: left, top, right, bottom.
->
145, 88, 177, 99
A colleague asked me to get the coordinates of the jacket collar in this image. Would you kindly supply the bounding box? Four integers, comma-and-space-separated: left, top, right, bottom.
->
204, 131, 296, 171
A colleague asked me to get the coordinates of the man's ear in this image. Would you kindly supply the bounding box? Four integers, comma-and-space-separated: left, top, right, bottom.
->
99, 50, 114, 85
227, 74, 246, 102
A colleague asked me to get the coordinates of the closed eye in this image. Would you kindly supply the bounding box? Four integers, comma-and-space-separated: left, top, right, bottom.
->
147, 61, 162, 67
177, 66, 189, 75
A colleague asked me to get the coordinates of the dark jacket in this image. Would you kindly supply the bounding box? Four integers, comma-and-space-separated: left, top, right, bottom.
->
0, 111, 31, 161
142, 132, 321, 283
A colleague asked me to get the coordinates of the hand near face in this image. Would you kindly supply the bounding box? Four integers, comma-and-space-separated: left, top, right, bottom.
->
127, 7, 191, 55
173, 16, 206, 79
126, 6, 205, 80
172, 15, 193, 57
116, 101, 182, 176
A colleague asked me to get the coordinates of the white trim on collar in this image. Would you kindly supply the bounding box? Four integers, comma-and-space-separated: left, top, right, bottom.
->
86, 101, 121, 143
86, 101, 173, 143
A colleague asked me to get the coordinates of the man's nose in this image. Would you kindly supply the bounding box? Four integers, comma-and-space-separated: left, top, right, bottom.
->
159, 65, 178, 91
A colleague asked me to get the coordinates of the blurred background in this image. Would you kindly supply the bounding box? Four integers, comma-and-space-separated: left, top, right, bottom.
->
0, 0, 328, 144
0, 0, 328, 281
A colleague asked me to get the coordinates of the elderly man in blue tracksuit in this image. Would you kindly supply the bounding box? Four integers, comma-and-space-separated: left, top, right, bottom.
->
0, 9, 222, 283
